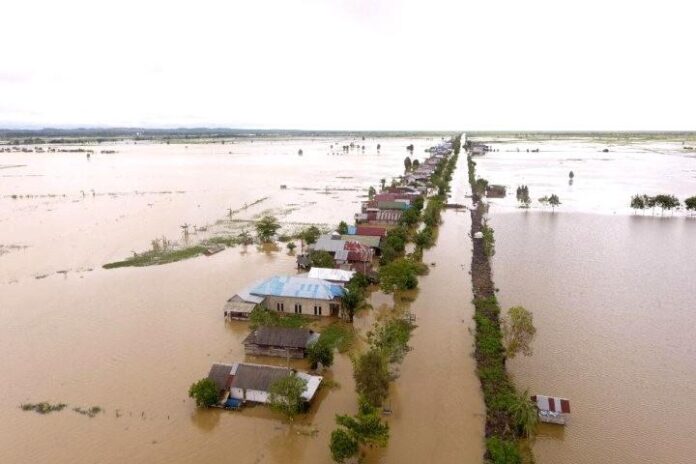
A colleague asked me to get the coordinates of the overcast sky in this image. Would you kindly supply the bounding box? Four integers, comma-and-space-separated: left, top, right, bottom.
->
1, 0, 694, 131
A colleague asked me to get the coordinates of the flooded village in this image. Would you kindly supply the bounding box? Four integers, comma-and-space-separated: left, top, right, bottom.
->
2, 131, 696, 464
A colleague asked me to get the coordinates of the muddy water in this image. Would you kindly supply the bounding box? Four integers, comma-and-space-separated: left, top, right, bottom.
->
0, 136, 482, 464
472, 135, 696, 463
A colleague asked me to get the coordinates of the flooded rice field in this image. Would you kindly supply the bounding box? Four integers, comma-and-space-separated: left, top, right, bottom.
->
474, 135, 696, 464
0, 136, 483, 463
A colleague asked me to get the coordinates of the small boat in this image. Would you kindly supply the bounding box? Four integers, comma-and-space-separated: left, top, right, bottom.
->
532, 394, 570, 425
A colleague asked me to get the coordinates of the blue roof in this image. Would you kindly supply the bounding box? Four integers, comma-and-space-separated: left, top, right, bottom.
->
346, 225, 357, 235
249, 276, 345, 300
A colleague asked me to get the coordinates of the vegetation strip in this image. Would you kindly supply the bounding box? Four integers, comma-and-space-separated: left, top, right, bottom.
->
467, 146, 534, 463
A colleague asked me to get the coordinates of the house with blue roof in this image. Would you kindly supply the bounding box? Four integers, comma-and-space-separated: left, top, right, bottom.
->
247, 275, 345, 317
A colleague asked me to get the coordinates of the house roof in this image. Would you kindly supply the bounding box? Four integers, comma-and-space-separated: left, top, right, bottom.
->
377, 200, 411, 210
249, 275, 345, 300
243, 327, 315, 349
344, 241, 372, 262
340, 234, 381, 249
355, 226, 387, 237
308, 267, 355, 282
313, 234, 347, 253
334, 249, 349, 261
375, 210, 403, 223
231, 363, 291, 392
208, 363, 233, 391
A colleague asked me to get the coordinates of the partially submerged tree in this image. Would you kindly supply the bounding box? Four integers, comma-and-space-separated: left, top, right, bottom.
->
380, 178, 386, 191
286, 242, 297, 253
654, 194, 680, 215
268, 373, 307, 421
404, 156, 412, 172
548, 194, 561, 212
368, 186, 376, 200
188, 378, 219, 407
412, 159, 420, 170
685, 196, 696, 214
298, 225, 321, 245
341, 284, 363, 323
255, 215, 281, 242
501, 306, 536, 359
507, 389, 538, 438
630, 194, 646, 214
353, 349, 390, 407
330, 428, 359, 463
378, 258, 419, 293
308, 340, 334, 369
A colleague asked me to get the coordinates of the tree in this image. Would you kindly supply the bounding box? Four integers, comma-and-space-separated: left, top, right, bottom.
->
380, 178, 386, 191
286, 242, 296, 253
569, 170, 575, 179
341, 285, 363, 323
507, 389, 538, 438
308, 340, 334, 369
630, 194, 645, 214
474, 177, 488, 196
378, 258, 419, 293
412, 159, 420, 169
414, 227, 434, 249
654, 194, 680, 215
548, 194, 561, 212
376, 143, 381, 151
337, 221, 349, 235
368, 186, 376, 200
501, 306, 536, 358
330, 429, 359, 463
404, 156, 412, 172
310, 250, 334, 268
685, 196, 696, 214
406, 144, 414, 152
268, 373, 307, 421
255, 215, 281, 242
298, 225, 321, 245
486, 437, 522, 464
353, 350, 390, 407
188, 378, 219, 407
399, 206, 420, 227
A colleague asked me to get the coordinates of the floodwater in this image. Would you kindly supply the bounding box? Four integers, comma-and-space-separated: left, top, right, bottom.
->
473, 135, 696, 464
0, 136, 483, 463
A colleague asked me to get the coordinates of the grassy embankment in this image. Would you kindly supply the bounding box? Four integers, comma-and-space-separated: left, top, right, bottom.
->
467, 149, 532, 463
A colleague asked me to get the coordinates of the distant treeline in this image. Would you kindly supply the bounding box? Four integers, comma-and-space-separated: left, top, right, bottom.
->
0, 127, 454, 144
630, 194, 696, 214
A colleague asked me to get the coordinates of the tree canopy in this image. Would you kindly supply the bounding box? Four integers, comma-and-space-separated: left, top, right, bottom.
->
310, 250, 335, 268
502, 306, 536, 359
255, 215, 281, 242
337, 221, 349, 235
308, 339, 334, 369
188, 378, 219, 407
404, 156, 412, 172
353, 349, 390, 407
298, 225, 321, 245
268, 373, 307, 421
685, 196, 696, 212
378, 258, 419, 293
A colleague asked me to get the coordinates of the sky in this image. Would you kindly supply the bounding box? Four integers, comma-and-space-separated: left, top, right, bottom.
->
1, 0, 695, 131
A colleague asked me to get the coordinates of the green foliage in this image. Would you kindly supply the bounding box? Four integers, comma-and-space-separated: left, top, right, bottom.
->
337, 221, 349, 234
548, 194, 561, 210
368, 186, 376, 200
268, 374, 308, 421
654, 194, 680, 213
474, 177, 489, 195
412, 159, 420, 169
335, 397, 390, 447
330, 429, 359, 463
188, 378, 219, 407
502, 306, 536, 359
308, 339, 334, 369
286, 242, 296, 252
516, 185, 531, 209
482, 223, 496, 257
404, 156, 412, 172
319, 323, 355, 353
414, 227, 435, 249
248, 307, 308, 330
20, 402, 68, 414
298, 225, 321, 245
371, 319, 414, 363
506, 389, 538, 437
486, 437, 522, 464
378, 258, 419, 293
685, 196, 696, 212
341, 284, 363, 322
399, 206, 421, 227
310, 250, 335, 268
255, 215, 281, 242
630, 194, 645, 211
103, 245, 207, 269
353, 349, 390, 407
347, 272, 370, 290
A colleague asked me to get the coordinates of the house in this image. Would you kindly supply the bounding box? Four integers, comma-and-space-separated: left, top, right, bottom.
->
312, 234, 347, 254
223, 287, 264, 320
243, 327, 320, 359
377, 200, 411, 211
248, 275, 344, 317
532, 394, 571, 425
308, 267, 355, 284
485, 184, 507, 198
207, 362, 322, 404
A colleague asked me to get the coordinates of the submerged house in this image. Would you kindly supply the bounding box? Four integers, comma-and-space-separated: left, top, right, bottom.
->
248, 275, 344, 317
207, 362, 322, 405
223, 287, 264, 320
243, 326, 319, 359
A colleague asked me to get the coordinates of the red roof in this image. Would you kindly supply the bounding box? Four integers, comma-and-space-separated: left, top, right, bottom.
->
344, 241, 373, 262
356, 226, 387, 237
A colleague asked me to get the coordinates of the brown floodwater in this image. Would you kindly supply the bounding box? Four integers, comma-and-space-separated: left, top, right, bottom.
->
0, 136, 483, 463
473, 135, 696, 464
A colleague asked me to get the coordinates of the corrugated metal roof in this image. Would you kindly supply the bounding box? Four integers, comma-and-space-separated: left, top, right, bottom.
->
377, 200, 411, 210
313, 234, 347, 253
355, 226, 387, 237
208, 363, 233, 391
334, 250, 349, 261
308, 267, 355, 282
340, 234, 381, 249
249, 275, 344, 300
243, 327, 314, 349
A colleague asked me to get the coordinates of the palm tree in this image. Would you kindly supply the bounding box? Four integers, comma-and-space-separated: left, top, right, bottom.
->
508, 389, 538, 437
341, 287, 362, 323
